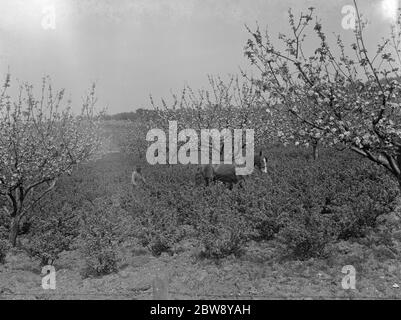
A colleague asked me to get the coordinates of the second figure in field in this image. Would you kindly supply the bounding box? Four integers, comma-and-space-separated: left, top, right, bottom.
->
132, 166, 146, 188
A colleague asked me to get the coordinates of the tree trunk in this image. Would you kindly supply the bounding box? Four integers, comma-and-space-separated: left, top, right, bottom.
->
312, 141, 319, 160
398, 177, 401, 194
396, 151, 401, 193
9, 216, 20, 247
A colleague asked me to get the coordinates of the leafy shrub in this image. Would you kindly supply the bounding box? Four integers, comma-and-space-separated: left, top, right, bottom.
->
134, 203, 187, 256
0, 239, 10, 264
0, 207, 9, 241
26, 203, 79, 265
277, 207, 338, 259
194, 185, 253, 259
0, 207, 10, 263
78, 198, 130, 277
198, 222, 247, 259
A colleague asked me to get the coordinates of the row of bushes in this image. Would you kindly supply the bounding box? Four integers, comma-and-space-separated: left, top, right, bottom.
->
106, 147, 399, 261
118, 147, 398, 260
0, 147, 399, 276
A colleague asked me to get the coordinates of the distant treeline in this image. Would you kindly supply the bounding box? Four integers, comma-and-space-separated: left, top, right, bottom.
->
102, 108, 158, 122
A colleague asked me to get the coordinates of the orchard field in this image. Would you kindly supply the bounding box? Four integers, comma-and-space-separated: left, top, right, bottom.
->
2, 125, 401, 299
2, 1, 401, 300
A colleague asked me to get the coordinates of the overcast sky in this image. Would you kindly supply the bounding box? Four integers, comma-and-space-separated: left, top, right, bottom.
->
0, 0, 399, 114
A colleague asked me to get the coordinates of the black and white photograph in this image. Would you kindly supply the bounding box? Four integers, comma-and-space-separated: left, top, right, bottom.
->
1, 0, 401, 304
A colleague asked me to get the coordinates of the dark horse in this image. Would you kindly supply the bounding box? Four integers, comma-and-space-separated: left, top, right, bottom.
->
195, 150, 268, 189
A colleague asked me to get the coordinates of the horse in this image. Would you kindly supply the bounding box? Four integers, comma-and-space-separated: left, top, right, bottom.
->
195, 150, 268, 189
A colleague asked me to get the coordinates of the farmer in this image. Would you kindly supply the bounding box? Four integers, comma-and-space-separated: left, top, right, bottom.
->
131, 166, 146, 188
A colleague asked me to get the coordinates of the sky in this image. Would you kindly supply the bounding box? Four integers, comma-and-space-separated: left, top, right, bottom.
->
0, 0, 399, 114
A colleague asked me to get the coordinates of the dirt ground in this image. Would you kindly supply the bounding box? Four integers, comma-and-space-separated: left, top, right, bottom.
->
1, 229, 401, 300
